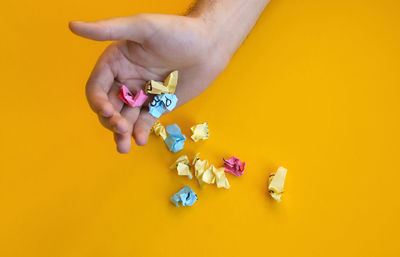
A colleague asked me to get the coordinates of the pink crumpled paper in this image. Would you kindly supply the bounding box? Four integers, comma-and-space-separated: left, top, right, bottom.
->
118, 85, 148, 107
223, 156, 246, 176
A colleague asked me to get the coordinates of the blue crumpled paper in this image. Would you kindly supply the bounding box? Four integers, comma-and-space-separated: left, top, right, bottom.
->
165, 124, 186, 152
148, 93, 178, 118
170, 185, 198, 207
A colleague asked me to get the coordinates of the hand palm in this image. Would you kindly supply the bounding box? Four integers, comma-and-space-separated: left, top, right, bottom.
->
70, 14, 227, 153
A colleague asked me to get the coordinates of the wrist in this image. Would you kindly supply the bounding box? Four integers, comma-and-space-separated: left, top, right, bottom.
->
188, 15, 236, 68
186, 0, 269, 63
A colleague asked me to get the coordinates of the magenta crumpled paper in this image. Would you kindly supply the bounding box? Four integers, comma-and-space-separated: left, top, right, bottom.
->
223, 156, 246, 176
118, 85, 148, 107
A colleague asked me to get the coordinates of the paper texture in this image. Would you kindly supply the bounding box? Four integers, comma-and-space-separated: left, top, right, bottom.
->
213, 166, 231, 189
193, 153, 230, 189
170, 185, 198, 207
164, 124, 186, 152
223, 156, 246, 176
145, 80, 169, 95
190, 122, 209, 142
145, 70, 178, 95
158, 94, 178, 111
151, 121, 167, 140
148, 104, 166, 118
170, 155, 190, 169
193, 154, 210, 185
268, 167, 287, 202
148, 94, 178, 118
201, 165, 216, 184
170, 155, 193, 179
177, 163, 193, 179
118, 85, 148, 107
163, 70, 178, 94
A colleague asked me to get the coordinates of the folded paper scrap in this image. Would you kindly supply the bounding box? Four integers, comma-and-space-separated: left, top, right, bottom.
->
146, 71, 178, 95
118, 85, 148, 107
192, 153, 230, 189
151, 121, 167, 140
223, 156, 246, 176
170, 155, 193, 179
268, 167, 287, 202
148, 93, 178, 118
191, 122, 209, 142
164, 124, 186, 152
170, 185, 198, 207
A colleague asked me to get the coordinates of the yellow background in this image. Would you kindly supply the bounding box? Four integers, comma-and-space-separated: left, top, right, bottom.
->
1, 0, 399, 256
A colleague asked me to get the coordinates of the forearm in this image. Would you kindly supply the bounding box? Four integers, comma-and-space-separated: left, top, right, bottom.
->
188, 0, 270, 58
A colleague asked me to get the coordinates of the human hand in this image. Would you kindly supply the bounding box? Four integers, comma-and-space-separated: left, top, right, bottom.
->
69, 14, 230, 153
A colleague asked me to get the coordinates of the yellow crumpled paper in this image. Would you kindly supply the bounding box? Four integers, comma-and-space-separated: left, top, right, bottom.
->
190, 122, 209, 142
268, 167, 287, 202
170, 155, 193, 179
212, 166, 230, 189
192, 153, 230, 189
145, 80, 169, 94
145, 70, 178, 95
192, 153, 210, 185
164, 70, 178, 94
201, 165, 215, 184
151, 121, 167, 140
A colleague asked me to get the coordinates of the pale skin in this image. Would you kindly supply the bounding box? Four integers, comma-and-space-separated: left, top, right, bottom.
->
69, 0, 270, 153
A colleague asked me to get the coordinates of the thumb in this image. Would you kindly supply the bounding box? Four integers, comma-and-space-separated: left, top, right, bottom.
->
69, 16, 154, 43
